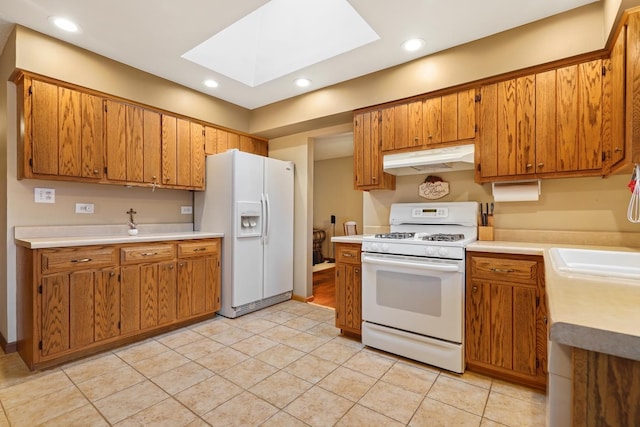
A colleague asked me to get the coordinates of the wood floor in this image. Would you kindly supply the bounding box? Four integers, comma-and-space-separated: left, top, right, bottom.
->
312, 267, 336, 309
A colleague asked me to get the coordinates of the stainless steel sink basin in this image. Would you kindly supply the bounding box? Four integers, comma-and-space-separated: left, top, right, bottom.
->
548, 248, 640, 281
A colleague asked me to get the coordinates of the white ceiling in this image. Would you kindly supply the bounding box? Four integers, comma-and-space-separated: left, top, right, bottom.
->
0, 0, 598, 110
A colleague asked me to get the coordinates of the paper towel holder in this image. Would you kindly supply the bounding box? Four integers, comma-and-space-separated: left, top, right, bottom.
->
491, 179, 541, 202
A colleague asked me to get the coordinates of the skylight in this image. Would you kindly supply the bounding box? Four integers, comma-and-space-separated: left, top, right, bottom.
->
182, 0, 380, 87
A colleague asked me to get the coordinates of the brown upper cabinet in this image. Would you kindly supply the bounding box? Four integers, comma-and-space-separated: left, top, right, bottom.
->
353, 110, 395, 191
477, 58, 605, 182
19, 76, 104, 180
381, 89, 476, 152
105, 100, 162, 186
204, 125, 268, 157
15, 71, 268, 191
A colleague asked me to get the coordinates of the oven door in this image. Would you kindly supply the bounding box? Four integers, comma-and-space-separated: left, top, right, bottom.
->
361, 252, 464, 343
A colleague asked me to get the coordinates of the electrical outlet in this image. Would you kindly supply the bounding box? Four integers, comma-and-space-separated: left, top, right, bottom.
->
75, 203, 95, 214
181, 206, 193, 215
34, 188, 55, 203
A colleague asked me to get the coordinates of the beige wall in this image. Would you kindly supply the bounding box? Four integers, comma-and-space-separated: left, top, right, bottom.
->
363, 172, 638, 239
313, 156, 363, 258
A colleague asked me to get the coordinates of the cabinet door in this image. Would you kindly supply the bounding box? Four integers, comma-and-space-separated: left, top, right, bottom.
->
30, 79, 59, 175
176, 118, 192, 186
534, 70, 557, 174
120, 266, 141, 334
143, 109, 161, 186
557, 60, 603, 172
204, 126, 218, 155
578, 60, 603, 171
381, 106, 395, 151
80, 93, 104, 179
176, 256, 218, 318
69, 270, 95, 349
161, 114, 177, 185
140, 263, 159, 329
41, 274, 70, 356
95, 268, 120, 341
516, 75, 536, 175
604, 25, 626, 169
227, 132, 240, 150
457, 89, 476, 140
125, 105, 144, 183
466, 280, 490, 365
177, 260, 193, 319
105, 99, 127, 181
191, 122, 205, 188
58, 87, 82, 177
335, 263, 361, 333
441, 93, 458, 142
158, 262, 177, 325
423, 96, 442, 145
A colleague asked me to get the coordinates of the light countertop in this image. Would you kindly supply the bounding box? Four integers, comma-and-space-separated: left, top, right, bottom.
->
15, 224, 223, 249
468, 240, 640, 361
331, 235, 364, 244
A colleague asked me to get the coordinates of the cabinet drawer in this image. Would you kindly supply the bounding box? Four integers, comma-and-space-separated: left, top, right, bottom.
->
120, 244, 175, 264
177, 240, 219, 258
470, 256, 538, 284
336, 244, 361, 265
41, 246, 117, 274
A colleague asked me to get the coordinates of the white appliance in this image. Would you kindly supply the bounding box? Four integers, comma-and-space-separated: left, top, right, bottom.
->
361, 201, 478, 373
382, 144, 475, 175
194, 149, 295, 318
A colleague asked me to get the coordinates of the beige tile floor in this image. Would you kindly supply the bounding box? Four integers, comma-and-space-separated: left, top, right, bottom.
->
0, 300, 546, 426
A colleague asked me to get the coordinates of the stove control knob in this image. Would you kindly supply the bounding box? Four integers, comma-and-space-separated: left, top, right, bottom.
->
381, 243, 390, 252
371, 243, 379, 252
425, 247, 436, 256
438, 247, 449, 257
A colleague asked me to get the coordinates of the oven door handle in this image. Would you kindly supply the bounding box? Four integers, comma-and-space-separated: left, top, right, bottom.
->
362, 254, 460, 272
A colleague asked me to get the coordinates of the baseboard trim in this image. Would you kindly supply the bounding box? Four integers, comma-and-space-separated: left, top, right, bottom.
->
0, 333, 17, 353
292, 294, 314, 303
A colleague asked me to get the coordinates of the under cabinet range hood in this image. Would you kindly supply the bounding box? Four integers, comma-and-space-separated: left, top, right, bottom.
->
383, 144, 475, 175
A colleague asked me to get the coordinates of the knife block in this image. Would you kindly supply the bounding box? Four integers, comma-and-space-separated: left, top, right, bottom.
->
478, 215, 494, 241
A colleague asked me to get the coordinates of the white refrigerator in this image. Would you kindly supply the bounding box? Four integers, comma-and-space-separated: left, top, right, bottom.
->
194, 149, 294, 318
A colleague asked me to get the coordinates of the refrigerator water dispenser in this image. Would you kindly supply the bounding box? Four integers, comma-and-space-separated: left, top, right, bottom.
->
237, 202, 262, 237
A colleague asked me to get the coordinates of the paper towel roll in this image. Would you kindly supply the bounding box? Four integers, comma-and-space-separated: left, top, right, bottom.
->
492, 180, 540, 202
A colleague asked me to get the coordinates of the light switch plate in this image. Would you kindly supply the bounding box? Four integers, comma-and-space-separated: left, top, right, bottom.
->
75, 203, 95, 214
181, 206, 193, 215
34, 188, 55, 203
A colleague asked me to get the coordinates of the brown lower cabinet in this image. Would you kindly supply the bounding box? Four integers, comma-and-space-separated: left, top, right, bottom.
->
465, 252, 547, 389
16, 238, 221, 370
334, 243, 362, 335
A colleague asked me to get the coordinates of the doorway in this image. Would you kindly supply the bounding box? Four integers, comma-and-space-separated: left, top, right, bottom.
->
312, 132, 362, 309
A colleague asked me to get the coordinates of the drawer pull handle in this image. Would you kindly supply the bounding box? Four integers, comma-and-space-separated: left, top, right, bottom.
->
343, 253, 355, 257
490, 268, 515, 273
71, 258, 91, 263
193, 248, 207, 252
141, 252, 158, 257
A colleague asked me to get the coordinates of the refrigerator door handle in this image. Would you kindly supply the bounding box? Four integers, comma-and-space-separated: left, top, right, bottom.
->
263, 193, 271, 242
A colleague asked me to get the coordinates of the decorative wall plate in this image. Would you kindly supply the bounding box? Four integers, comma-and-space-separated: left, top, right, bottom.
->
419, 175, 450, 199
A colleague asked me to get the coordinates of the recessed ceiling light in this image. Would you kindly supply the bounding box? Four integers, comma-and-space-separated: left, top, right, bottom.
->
402, 38, 425, 52
295, 78, 311, 88
49, 16, 80, 33
203, 79, 219, 88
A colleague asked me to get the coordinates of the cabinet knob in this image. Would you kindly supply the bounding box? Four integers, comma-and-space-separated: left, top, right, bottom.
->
414, 136, 419, 142
526, 163, 533, 169
614, 147, 623, 153
109, 271, 115, 277
169, 264, 174, 270
355, 268, 360, 273
428, 135, 433, 139
544, 316, 548, 324
472, 286, 478, 293
93, 169, 99, 174
537, 163, 544, 168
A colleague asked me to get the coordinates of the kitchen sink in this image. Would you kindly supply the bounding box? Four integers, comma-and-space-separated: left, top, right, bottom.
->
548, 247, 640, 281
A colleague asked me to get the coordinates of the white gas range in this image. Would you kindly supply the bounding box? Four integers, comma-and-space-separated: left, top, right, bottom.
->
360, 201, 478, 373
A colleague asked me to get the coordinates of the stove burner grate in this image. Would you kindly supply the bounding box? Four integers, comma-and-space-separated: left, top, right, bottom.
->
374, 232, 416, 239
421, 233, 466, 242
